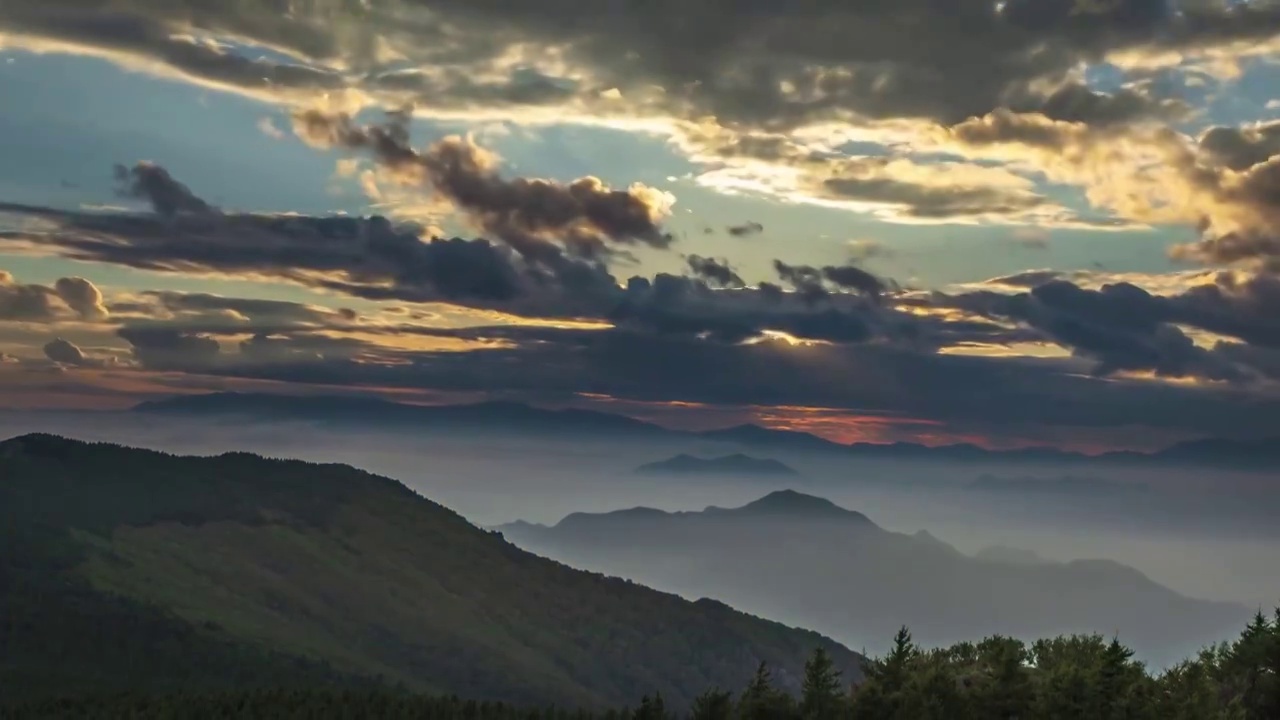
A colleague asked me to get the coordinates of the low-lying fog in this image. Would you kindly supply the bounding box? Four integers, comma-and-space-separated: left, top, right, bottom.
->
7, 409, 1277, 656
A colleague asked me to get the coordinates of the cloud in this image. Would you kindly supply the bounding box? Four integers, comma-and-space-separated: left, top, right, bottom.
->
42, 337, 97, 367
683, 129, 1143, 229
8, 0, 1276, 251
115, 162, 215, 217
0, 270, 108, 322
0, 270, 62, 322
0, 3, 350, 103
2, 269, 1278, 443
726, 221, 763, 237
929, 270, 1280, 381
1197, 121, 1280, 172
685, 256, 744, 288
0, 163, 936, 348
0, 186, 608, 317
108, 291, 360, 336
54, 277, 108, 320
774, 261, 888, 304
3, 0, 1266, 140
117, 326, 221, 371
291, 109, 675, 259
936, 110, 1280, 270
106, 321, 1280, 441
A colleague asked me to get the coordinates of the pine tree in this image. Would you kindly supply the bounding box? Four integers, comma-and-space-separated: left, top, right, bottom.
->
690, 688, 733, 720
632, 693, 669, 720
737, 661, 796, 720
800, 647, 846, 719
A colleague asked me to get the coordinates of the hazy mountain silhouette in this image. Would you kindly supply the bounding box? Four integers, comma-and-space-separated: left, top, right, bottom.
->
0, 434, 862, 707
636, 454, 799, 476
498, 491, 1249, 668
133, 392, 1280, 469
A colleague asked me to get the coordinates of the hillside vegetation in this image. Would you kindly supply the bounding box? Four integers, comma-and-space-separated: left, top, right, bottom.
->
0, 434, 860, 708
6, 615, 1280, 719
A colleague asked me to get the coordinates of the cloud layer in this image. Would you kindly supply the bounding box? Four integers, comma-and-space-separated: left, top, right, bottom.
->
4, 1, 1280, 448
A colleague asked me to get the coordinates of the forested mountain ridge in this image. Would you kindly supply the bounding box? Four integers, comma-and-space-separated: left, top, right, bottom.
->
0, 433, 862, 708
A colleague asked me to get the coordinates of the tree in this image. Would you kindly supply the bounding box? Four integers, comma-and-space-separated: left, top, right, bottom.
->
690, 688, 733, 720
801, 647, 846, 719
632, 693, 669, 720
737, 662, 796, 720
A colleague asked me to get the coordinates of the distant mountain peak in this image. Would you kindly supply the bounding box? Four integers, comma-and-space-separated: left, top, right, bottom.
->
734, 490, 868, 521
635, 454, 799, 476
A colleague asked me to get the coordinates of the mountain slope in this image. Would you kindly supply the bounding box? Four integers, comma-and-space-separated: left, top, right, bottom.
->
498, 491, 1248, 669
132, 391, 1280, 469
0, 434, 862, 708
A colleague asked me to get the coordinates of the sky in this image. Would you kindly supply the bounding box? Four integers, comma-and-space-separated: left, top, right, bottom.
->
2, 0, 1280, 451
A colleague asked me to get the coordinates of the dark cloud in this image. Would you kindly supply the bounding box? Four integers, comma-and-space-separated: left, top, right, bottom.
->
2, 0, 1266, 134
726, 221, 763, 237
608, 273, 888, 344
0, 192, 577, 314
685, 255, 744, 288
292, 109, 673, 258
1197, 121, 1280, 172
774, 261, 887, 304
1174, 232, 1280, 273
43, 338, 93, 367
115, 162, 216, 217
0, 3, 346, 95
1029, 81, 1189, 127
0, 164, 921, 347
117, 327, 221, 371
126, 322, 1280, 441
933, 271, 1280, 382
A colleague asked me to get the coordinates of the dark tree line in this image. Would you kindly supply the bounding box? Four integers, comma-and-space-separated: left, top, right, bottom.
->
7, 609, 1279, 719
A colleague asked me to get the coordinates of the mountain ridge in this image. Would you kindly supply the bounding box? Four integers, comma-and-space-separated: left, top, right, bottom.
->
635, 453, 800, 476
498, 490, 1249, 667
0, 433, 863, 708
130, 392, 1280, 469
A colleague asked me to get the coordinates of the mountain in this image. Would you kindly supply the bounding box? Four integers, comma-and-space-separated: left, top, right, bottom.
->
635, 453, 799, 476
498, 491, 1248, 668
0, 434, 863, 708
131, 392, 1280, 469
